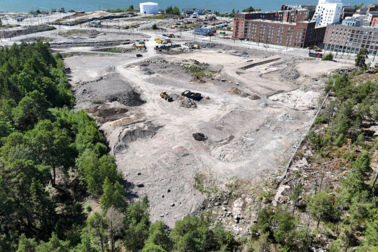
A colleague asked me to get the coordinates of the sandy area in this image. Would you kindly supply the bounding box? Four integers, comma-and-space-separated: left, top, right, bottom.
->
65, 44, 353, 227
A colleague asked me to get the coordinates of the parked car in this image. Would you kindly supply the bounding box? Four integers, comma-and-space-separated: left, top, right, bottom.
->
136, 54, 143, 57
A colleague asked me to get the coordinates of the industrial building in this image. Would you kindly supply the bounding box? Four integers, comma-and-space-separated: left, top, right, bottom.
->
194, 27, 214, 36
182, 8, 205, 15
140, 2, 158, 14
311, 0, 343, 26
323, 21, 378, 56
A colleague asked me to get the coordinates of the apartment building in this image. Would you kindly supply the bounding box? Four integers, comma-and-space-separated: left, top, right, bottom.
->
323, 23, 378, 55
311, 0, 343, 26
281, 4, 316, 20
232, 9, 325, 48
340, 6, 356, 20
233, 19, 325, 48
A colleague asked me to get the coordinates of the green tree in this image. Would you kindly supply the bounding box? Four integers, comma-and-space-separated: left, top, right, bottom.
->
12, 90, 51, 130
355, 48, 368, 69
72, 232, 100, 252
340, 152, 372, 204
152, 24, 158, 30
16, 234, 37, 252
87, 212, 108, 252
77, 150, 121, 196
165, 6, 173, 14
242, 6, 256, 12
172, 6, 180, 15
127, 5, 134, 11
308, 191, 335, 227
124, 197, 151, 251
354, 3, 364, 10
23, 120, 76, 185
272, 208, 296, 244
100, 178, 127, 213
36, 233, 70, 252
143, 221, 171, 251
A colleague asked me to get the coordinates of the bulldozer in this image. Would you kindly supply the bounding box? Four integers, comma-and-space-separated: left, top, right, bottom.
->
160, 91, 172, 101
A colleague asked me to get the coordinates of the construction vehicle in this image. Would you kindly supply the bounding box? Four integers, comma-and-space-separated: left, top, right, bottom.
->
193, 44, 200, 49
160, 91, 172, 101
181, 90, 202, 101
168, 34, 175, 38
308, 51, 323, 58
313, 45, 322, 52
135, 44, 146, 49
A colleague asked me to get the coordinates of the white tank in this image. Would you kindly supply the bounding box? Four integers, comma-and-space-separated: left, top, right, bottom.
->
140, 2, 159, 14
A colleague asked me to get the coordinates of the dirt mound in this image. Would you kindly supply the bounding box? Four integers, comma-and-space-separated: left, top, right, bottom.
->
269, 90, 321, 110
141, 68, 155, 75
249, 94, 261, 100
93, 107, 128, 117
172, 145, 187, 153
190, 76, 206, 84
180, 97, 197, 108
106, 90, 145, 107
114, 123, 162, 154
280, 66, 300, 80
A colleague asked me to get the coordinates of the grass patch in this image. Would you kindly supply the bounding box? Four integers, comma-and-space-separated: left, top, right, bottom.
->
92, 100, 106, 104
148, 15, 166, 19
105, 49, 122, 53
184, 65, 214, 78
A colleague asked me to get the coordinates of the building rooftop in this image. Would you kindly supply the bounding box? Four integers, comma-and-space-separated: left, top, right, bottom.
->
330, 23, 378, 29
246, 19, 313, 25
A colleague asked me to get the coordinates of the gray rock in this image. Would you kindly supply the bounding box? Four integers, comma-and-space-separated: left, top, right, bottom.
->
170, 203, 175, 207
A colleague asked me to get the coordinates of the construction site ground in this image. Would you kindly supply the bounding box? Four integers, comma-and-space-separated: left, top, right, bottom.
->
64, 43, 352, 227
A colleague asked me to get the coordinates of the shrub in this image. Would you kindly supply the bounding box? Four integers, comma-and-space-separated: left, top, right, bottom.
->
322, 53, 334, 61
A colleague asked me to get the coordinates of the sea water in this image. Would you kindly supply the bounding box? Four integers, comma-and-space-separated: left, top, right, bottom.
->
0, 0, 370, 14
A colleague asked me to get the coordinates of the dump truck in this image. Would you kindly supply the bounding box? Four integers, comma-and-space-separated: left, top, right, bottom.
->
181, 90, 202, 101
160, 91, 172, 101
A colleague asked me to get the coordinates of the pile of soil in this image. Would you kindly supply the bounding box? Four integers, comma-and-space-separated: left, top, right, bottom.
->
106, 90, 145, 107
280, 65, 300, 80
180, 97, 197, 108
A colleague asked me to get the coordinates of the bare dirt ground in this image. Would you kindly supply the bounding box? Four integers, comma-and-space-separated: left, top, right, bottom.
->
65, 46, 352, 228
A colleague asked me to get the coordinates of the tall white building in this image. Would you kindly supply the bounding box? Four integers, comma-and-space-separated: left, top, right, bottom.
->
311, 0, 343, 26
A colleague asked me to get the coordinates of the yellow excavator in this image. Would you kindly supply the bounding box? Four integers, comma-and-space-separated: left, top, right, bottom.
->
160, 91, 172, 101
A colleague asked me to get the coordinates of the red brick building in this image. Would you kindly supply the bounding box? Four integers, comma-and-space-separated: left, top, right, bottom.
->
232, 10, 325, 48
372, 17, 378, 27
